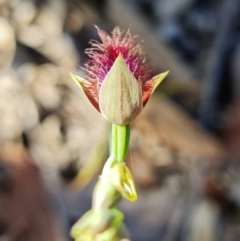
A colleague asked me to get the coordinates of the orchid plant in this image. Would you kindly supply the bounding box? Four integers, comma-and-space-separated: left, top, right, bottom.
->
70, 26, 168, 241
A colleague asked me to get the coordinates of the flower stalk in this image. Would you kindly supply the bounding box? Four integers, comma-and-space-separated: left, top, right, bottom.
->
111, 124, 130, 163
70, 26, 168, 241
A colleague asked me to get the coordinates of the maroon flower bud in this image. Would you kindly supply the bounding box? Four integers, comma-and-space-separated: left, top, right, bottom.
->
71, 26, 168, 125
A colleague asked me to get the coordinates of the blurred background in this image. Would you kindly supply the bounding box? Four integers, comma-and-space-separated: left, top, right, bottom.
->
1, 0, 240, 240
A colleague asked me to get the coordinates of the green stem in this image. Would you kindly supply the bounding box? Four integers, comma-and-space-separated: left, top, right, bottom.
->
111, 124, 130, 162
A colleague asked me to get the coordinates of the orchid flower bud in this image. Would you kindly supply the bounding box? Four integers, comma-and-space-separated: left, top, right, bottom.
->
71, 26, 168, 125
95, 222, 129, 241
70, 209, 124, 241
109, 162, 137, 201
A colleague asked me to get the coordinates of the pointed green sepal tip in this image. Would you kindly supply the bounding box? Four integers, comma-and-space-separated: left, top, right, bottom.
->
152, 70, 169, 92
99, 54, 143, 125
70, 73, 87, 89
70, 73, 100, 111
142, 70, 169, 106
